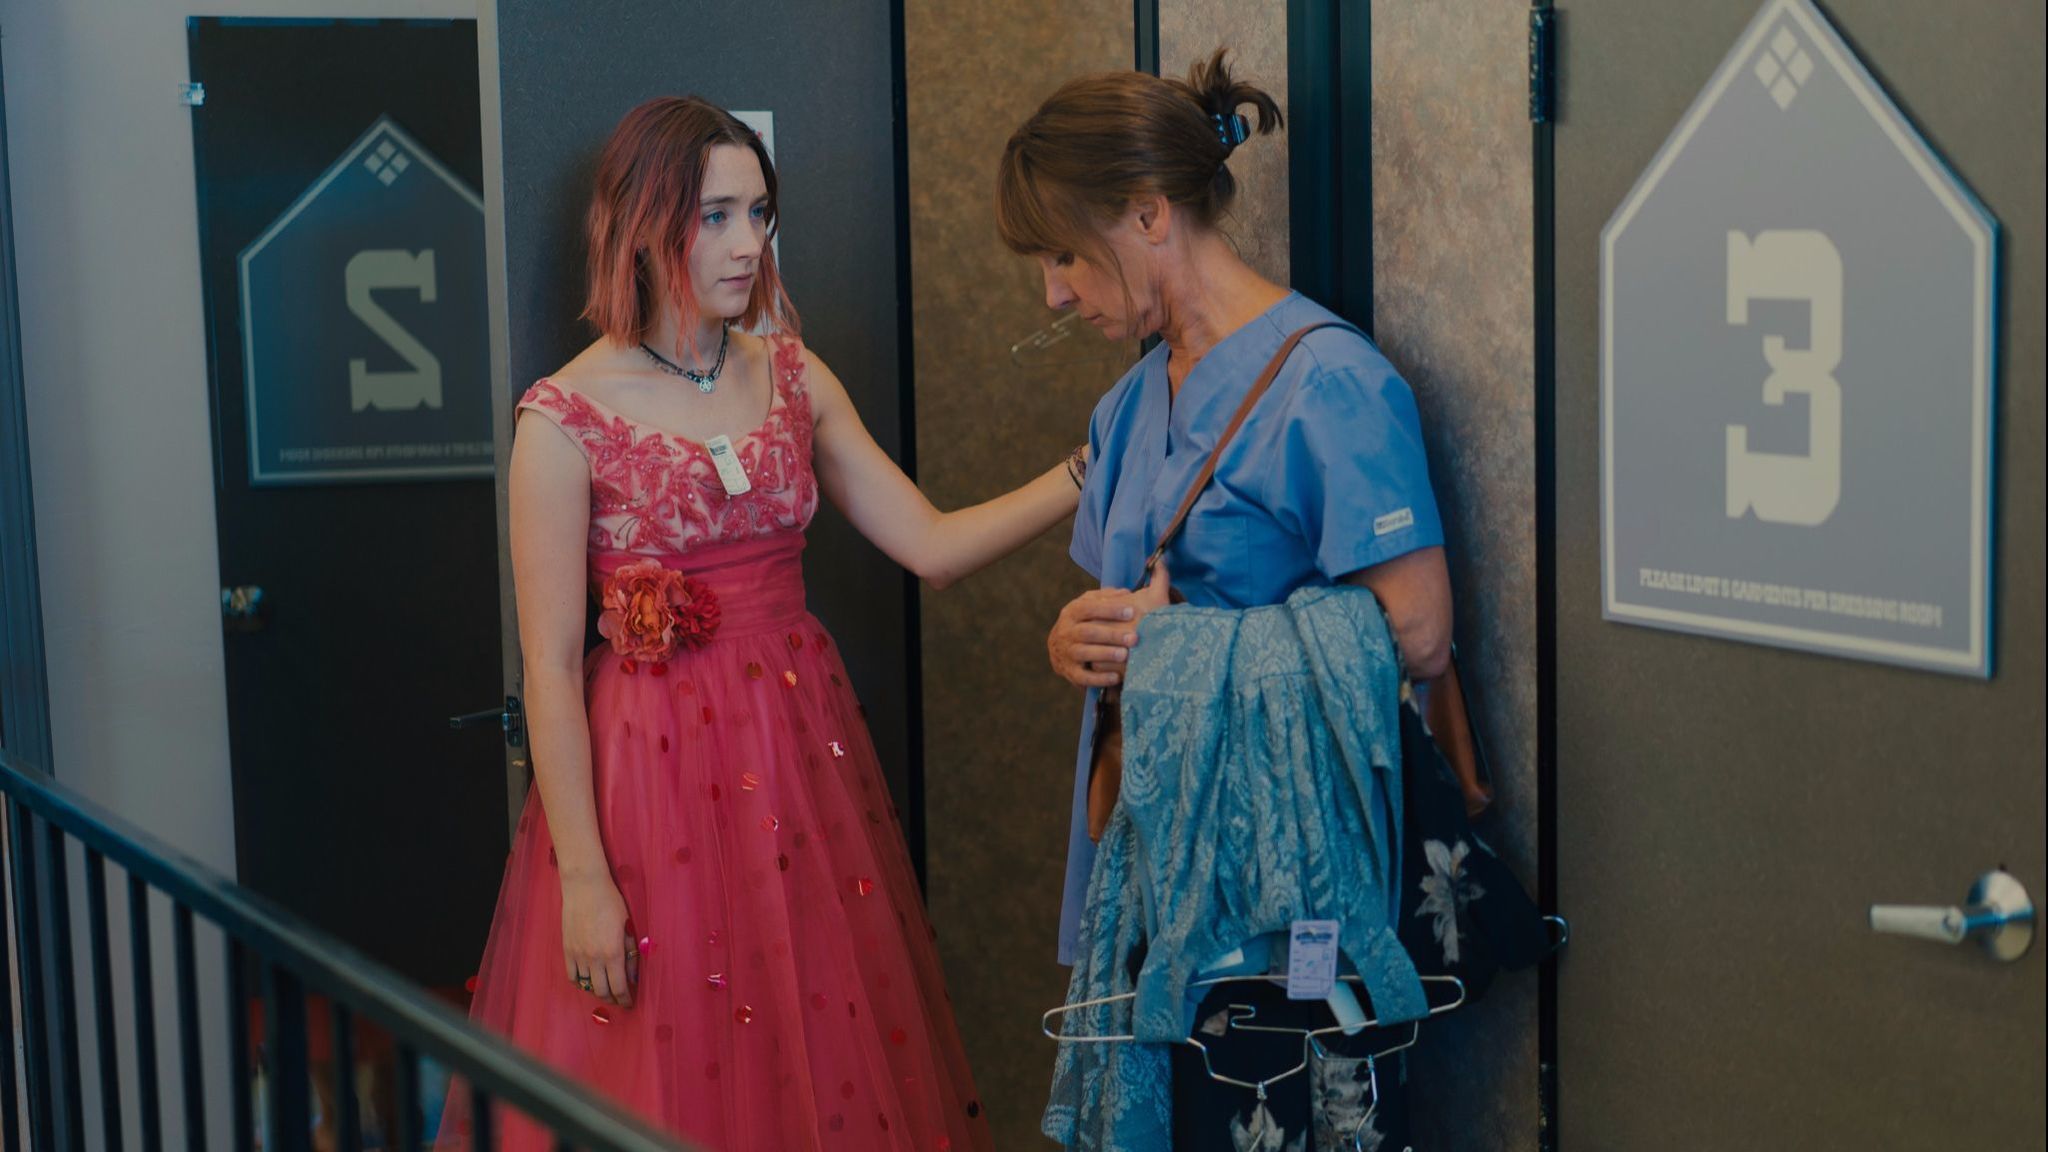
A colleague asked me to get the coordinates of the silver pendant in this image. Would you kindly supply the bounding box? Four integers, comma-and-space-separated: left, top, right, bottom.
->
695, 378, 716, 395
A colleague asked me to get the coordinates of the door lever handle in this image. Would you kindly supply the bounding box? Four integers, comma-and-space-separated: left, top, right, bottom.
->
449, 695, 525, 748
1870, 870, 2033, 962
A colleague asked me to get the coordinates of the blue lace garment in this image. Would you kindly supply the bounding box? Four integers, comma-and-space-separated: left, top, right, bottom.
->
1044, 585, 1425, 1150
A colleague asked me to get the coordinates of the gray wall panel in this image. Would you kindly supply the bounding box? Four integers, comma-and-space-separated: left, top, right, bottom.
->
497, 0, 915, 811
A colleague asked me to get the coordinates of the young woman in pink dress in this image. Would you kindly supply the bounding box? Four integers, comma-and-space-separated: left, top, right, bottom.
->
445, 96, 1082, 1152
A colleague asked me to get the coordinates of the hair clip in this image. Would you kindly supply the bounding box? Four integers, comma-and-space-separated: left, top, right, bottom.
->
1213, 112, 1251, 150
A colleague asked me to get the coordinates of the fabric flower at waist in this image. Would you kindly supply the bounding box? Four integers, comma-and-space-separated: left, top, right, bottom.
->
596, 559, 721, 660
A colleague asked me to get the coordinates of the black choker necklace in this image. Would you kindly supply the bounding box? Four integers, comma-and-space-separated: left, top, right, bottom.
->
641, 324, 729, 394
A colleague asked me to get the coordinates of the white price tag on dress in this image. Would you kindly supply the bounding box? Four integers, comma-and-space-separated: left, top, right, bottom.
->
704, 434, 752, 496
1286, 919, 1339, 1001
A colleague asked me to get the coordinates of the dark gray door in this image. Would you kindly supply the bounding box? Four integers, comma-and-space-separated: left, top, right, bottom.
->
494, 1, 920, 853
1553, 1, 2045, 1147
188, 18, 507, 989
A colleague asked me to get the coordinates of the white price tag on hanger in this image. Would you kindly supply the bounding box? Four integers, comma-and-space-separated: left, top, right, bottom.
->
1286, 919, 1339, 1000
704, 434, 752, 496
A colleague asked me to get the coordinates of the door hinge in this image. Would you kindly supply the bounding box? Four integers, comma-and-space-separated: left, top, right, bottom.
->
178, 82, 206, 107
1538, 1059, 1559, 1152
1529, 7, 1557, 124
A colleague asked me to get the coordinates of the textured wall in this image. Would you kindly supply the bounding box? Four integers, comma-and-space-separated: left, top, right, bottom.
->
1161, 0, 1291, 285
1371, 3, 1540, 1150
905, 6, 1132, 1149
0, 2, 478, 1147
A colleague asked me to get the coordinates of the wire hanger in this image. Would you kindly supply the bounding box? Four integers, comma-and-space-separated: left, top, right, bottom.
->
1196, 1006, 1426, 1152
1306, 1023, 1421, 1152
1042, 971, 1467, 1100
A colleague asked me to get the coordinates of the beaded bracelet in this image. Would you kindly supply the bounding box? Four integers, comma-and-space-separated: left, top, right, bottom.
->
1064, 445, 1088, 490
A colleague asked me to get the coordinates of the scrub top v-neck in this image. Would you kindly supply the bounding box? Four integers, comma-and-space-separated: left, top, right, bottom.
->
1056, 291, 1445, 962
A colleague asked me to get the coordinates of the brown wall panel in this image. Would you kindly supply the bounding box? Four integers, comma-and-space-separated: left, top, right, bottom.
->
1161, 0, 1291, 285
905, 6, 1132, 1146
1372, 3, 1540, 1149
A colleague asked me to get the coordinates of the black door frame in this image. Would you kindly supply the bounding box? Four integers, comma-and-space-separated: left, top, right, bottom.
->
1532, 5, 1560, 1146
886, 0, 929, 886
0, 52, 54, 775
1135, 0, 1160, 73
1289, 0, 1376, 335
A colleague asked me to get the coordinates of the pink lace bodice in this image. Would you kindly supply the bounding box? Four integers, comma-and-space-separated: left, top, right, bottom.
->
516, 336, 820, 557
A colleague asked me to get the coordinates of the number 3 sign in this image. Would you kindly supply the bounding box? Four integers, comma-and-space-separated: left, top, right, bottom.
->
1601, 0, 1998, 676
1724, 228, 1841, 527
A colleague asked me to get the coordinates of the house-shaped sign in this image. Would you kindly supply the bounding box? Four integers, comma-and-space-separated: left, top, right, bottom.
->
1602, 0, 1999, 676
239, 116, 492, 484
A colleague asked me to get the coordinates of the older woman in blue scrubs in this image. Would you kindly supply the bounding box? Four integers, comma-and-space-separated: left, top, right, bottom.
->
999, 50, 1453, 1148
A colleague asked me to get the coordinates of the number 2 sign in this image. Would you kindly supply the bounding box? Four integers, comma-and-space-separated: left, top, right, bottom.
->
345, 249, 444, 413
238, 117, 491, 484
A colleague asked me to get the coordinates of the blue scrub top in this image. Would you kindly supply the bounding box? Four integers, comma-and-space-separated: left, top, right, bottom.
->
1057, 291, 1445, 963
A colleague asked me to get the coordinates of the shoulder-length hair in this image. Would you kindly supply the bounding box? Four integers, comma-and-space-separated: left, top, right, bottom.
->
582, 96, 799, 361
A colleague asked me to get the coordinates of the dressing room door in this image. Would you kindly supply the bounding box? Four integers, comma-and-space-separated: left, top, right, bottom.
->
1549, 1, 2045, 1147
188, 17, 508, 990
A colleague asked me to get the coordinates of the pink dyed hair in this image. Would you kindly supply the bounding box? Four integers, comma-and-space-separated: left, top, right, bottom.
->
581, 96, 799, 361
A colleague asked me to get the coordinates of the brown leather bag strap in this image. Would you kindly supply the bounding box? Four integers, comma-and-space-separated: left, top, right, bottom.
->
1141, 321, 1363, 583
